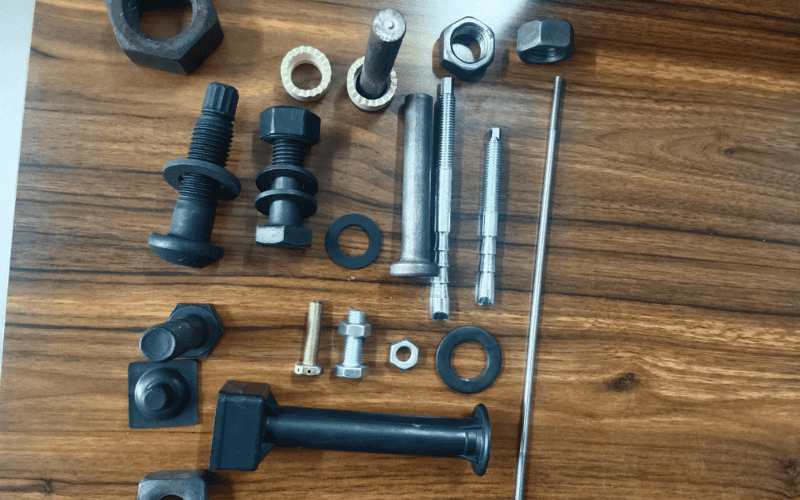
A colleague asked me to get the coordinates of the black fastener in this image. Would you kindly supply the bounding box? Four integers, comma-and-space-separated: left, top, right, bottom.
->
149, 82, 242, 268
209, 380, 491, 475
139, 304, 224, 362
325, 213, 382, 269
255, 106, 321, 248
436, 326, 502, 394
128, 359, 198, 428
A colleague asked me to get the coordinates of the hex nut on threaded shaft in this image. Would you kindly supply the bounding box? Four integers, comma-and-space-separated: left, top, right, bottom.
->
148, 82, 242, 268
335, 310, 371, 379
475, 128, 502, 305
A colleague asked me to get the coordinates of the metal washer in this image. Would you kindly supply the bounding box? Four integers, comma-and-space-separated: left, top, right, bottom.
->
325, 214, 382, 269
436, 326, 502, 394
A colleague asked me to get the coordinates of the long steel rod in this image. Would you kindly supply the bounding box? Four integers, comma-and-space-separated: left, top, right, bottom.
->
513, 75, 564, 500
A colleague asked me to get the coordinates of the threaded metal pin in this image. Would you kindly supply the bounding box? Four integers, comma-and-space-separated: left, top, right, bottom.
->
476, 127, 502, 306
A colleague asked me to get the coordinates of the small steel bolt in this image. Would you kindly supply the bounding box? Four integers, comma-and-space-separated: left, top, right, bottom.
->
476, 128, 502, 306
335, 310, 371, 379
295, 301, 324, 376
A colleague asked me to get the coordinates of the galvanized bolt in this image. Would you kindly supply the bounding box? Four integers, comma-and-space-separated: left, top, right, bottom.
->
295, 301, 324, 376
335, 310, 371, 379
476, 127, 502, 305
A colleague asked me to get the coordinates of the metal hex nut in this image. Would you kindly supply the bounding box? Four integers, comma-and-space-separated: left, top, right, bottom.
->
390, 339, 419, 370
255, 225, 313, 247
517, 19, 574, 64
138, 470, 209, 500
338, 321, 372, 339
259, 106, 321, 145
105, 0, 224, 75
439, 17, 495, 81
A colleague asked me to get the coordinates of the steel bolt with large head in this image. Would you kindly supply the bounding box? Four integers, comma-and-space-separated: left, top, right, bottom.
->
517, 19, 574, 64
255, 106, 322, 248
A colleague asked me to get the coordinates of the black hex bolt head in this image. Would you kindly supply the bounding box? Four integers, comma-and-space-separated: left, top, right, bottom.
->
139, 304, 224, 362
128, 359, 198, 428
149, 82, 242, 268
254, 106, 322, 248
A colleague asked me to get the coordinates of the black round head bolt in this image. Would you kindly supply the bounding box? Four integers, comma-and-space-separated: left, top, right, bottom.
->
209, 381, 491, 475
148, 82, 242, 268
254, 106, 321, 248
139, 304, 225, 362
128, 359, 198, 428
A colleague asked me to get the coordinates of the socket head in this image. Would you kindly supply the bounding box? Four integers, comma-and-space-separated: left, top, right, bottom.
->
259, 105, 321, 146
255, 225, 313, 248
338, 321, 371, 338
295, 363, 323, 376
517, 19, 574, 64
335, 363, 368, 379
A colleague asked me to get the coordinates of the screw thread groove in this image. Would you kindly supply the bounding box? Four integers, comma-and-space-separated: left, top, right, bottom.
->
437, 94, 455, 172
342, 336, 364, 365
187, 114, 234, 167
271, 139, 306, 167
178, 173, 217, 203
482, 132, 502, 213
347, 310, 366, 324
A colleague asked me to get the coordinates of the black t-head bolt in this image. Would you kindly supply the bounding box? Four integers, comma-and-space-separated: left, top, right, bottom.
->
209, 380, 491, 475
149, 82, 242, 268
254, 106, 321, 248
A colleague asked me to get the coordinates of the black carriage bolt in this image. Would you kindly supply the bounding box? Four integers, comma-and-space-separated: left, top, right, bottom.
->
209, 381, 492, 476
149, 82, 241, 268
139, 304, 225, 362
254, 106, 321, 248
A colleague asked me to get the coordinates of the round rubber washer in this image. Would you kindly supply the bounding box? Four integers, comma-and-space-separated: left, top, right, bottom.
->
436, 326, 502, 394
325, 214, 382, 270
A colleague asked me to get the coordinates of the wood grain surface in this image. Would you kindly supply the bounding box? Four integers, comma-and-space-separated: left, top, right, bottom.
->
2, 0, 800, 498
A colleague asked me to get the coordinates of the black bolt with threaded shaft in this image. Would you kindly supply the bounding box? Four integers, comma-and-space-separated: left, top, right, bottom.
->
148, 82, 242, 268
139, 304, 225, 362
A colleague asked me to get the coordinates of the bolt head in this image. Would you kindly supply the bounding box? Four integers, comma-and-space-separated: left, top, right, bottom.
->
259, 106, 321, 145
335, 364, 368, 378
295, 363, 323, 376
517, 19, 574, 64
255, 225, 313, 248
148, 233, 224, 268
338, 321, 371, 338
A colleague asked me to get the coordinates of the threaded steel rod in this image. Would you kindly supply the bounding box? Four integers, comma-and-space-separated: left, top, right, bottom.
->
514, 76, 563, 500
475, 128, 502, 306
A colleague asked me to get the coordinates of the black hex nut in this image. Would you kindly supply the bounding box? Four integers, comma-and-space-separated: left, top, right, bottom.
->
517, 19, 574, 64
105, 0, 224, 74
439, 17, 495, 81
254, 106, 321, 248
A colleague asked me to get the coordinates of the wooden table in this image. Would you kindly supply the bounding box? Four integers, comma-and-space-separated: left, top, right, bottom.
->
3, 1, 800, 498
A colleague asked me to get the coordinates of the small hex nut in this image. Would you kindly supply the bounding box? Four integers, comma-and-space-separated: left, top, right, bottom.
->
259, 106, 321, 146
517, 19, 574, 64
255, 225, 313, 248
138, 470, 208, 500
439, 17, 495, 81
105, 0, 224, 75
335, 364, 368, 379
339, 321, 372, 339
390, 339, 419, 370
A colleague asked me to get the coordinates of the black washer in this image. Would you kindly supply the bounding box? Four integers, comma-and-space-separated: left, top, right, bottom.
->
436, 326, 502, 394
325, 214, 382, 269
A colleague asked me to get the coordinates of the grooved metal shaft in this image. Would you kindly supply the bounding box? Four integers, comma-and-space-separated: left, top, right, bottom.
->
514, 76, 564, 500
475, 128, 502, 306
358, 9, 406, 99
295, 301, 323, 376
430, 78, 456, 320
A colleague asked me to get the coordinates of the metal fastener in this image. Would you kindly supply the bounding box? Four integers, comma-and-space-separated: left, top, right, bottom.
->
295, 301, 324, 376
475, 128, 502, 306
430, 77, 456, 320
390, 94, 438, 278
139, 304, 224, 362
335, 310, 371, 379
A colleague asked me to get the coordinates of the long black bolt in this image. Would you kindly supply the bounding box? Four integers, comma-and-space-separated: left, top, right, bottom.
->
148, 82, 242, 268
254, 106, 321, 248
209, 381, 491, 476
139, 304, 225, 362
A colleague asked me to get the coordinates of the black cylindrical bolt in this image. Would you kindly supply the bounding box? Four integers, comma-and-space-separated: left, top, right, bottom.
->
148, 83, 242, 268
254, 106, 321, 248
358, 9, 406, 99
139, 304, 225, 362
209, 381, 491, 475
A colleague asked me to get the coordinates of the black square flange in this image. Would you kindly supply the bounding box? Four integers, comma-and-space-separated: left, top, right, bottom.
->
128, 359, 198, 429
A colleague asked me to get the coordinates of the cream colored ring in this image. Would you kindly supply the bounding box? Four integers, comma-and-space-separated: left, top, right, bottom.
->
346, 57, 397, 112
280, 46, 332, 102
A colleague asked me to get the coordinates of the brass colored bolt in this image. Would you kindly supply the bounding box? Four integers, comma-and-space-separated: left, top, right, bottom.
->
295, 301, 324, 376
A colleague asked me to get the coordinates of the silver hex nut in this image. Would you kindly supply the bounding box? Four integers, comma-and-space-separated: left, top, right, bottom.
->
338, 321, 372, 339
390, 339, 419, 370
439, 17, 495, 81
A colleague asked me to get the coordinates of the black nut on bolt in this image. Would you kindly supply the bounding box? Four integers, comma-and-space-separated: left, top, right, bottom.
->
254, 106, 321, 248
439, 17, 495, 81
517, 19, 574, 64
105, 0, 224, 75
140, 304, 224, 362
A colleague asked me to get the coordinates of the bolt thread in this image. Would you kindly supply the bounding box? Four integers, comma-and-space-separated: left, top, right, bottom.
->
178, 173, 217, 204
347, 310, 366, 324
482, 129, 502, 213
342, 336, 364, 365
271, 139, 306, 167
301, 302, 323, 365
187, 83, 238, 167
437, 94, 455, 174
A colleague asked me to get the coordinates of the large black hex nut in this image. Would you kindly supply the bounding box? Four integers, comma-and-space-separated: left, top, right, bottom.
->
259, 106, 321, 145
105, 0, 224, 75
439, 17, 495, 81
138, 470, 209, 500
517, 19, 574, 64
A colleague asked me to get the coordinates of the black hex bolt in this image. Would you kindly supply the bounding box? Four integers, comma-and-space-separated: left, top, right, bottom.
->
149, 82, 242, 268
139, 304, 225, 362
209, 381, 491, 475
254, 106, 321, 248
